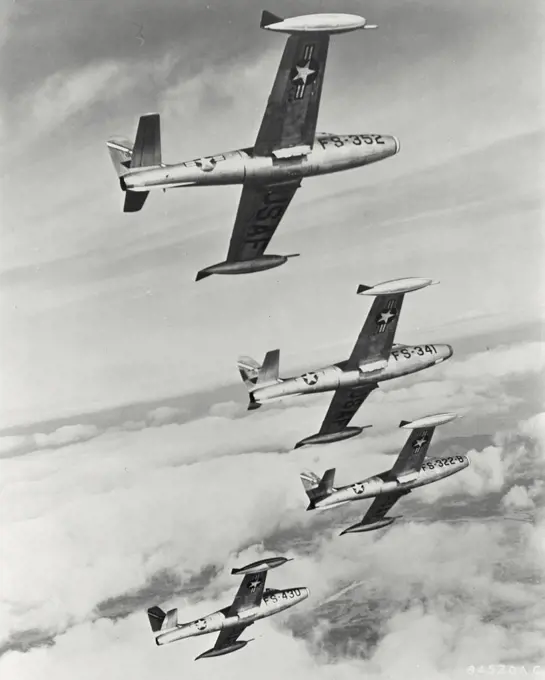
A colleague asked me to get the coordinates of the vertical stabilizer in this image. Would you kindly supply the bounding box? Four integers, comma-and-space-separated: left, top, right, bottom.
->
256, 349, 280, 387
131, 113, 162, 168
300, 468, 336, 507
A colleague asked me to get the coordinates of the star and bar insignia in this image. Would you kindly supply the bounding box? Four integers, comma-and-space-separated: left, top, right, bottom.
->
290, 44, 320, 100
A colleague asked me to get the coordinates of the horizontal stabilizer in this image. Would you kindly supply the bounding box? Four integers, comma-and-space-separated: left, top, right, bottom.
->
147, 606, 165, 633
301, 468, 336, 505
248, 392, 261, 411
124, 190, 149, 213
107, 138, 133, 176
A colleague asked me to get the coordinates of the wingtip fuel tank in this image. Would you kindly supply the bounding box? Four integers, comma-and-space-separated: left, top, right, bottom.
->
399, 413, 459, 429
231, 556, 292, 575
294, 425, 371, 449
196, 640, 250, 660
196, 254, 298, 281
340, 517, 397, 535
260, 11, 371, 34
357, 278, 437, 296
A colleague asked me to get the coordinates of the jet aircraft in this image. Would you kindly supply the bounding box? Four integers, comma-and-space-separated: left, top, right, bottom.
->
238, 278, 453, 448
147, 556, 308, 659
301, 412, 469, 534
107, 10, 399, 281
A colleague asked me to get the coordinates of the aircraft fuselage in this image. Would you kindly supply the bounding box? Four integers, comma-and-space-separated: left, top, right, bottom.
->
314, 455, 470, 511
155, 587, 309, 646
252, 343, 453, 405
122, 133, 399, 192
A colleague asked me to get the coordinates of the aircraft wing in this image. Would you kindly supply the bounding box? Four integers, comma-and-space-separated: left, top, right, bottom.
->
209, 622, 251, 653
226, 570, 268, 615
345, 293, 406, 370
226, 180, 301, 262
360, 489, 410, 525
317, 383, 378, 436
389, 425, 437, 479
253, 34, 330, 155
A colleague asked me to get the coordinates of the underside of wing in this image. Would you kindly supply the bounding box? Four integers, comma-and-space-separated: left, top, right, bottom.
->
362, 490, 409, 525
211, 623, 251, 652
226, 181, 301, 262
389, 426, 436, 479
253, 34, 330, 155
346, 293, 405, 370
318, 383, 378, 436
227, 571, 268, 615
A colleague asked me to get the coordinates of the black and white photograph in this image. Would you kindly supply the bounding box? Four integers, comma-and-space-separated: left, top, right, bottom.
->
1, 1, 544, 678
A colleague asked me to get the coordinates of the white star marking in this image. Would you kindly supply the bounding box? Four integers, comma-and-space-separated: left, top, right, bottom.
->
196, 157, 216, 172
195, 619, 207, 630
378, 309, 396, 325
248, 578, 261, 592
292, 60, 316, 86
302, 372, 318, 386
413, 436, 428, 450
352, 482, 365, 494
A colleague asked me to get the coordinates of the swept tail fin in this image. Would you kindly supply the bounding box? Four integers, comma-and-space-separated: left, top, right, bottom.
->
256, 349, 280, 388
132, 113, 161, 168
237, 350, 280, 410
301, 468, 336, 507
107, 114, 161, 213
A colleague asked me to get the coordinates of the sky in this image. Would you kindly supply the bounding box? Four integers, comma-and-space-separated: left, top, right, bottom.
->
0, 0, 544, 678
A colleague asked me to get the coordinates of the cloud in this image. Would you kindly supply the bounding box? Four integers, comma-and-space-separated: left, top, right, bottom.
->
0, 358, 544, 674
12, 61, 133, 139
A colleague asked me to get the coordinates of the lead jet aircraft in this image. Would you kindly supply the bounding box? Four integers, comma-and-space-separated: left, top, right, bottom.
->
147, 556, 308, 659
301, 412, 469, 534
238, 278, 453, 448
107, 10, 398, 281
